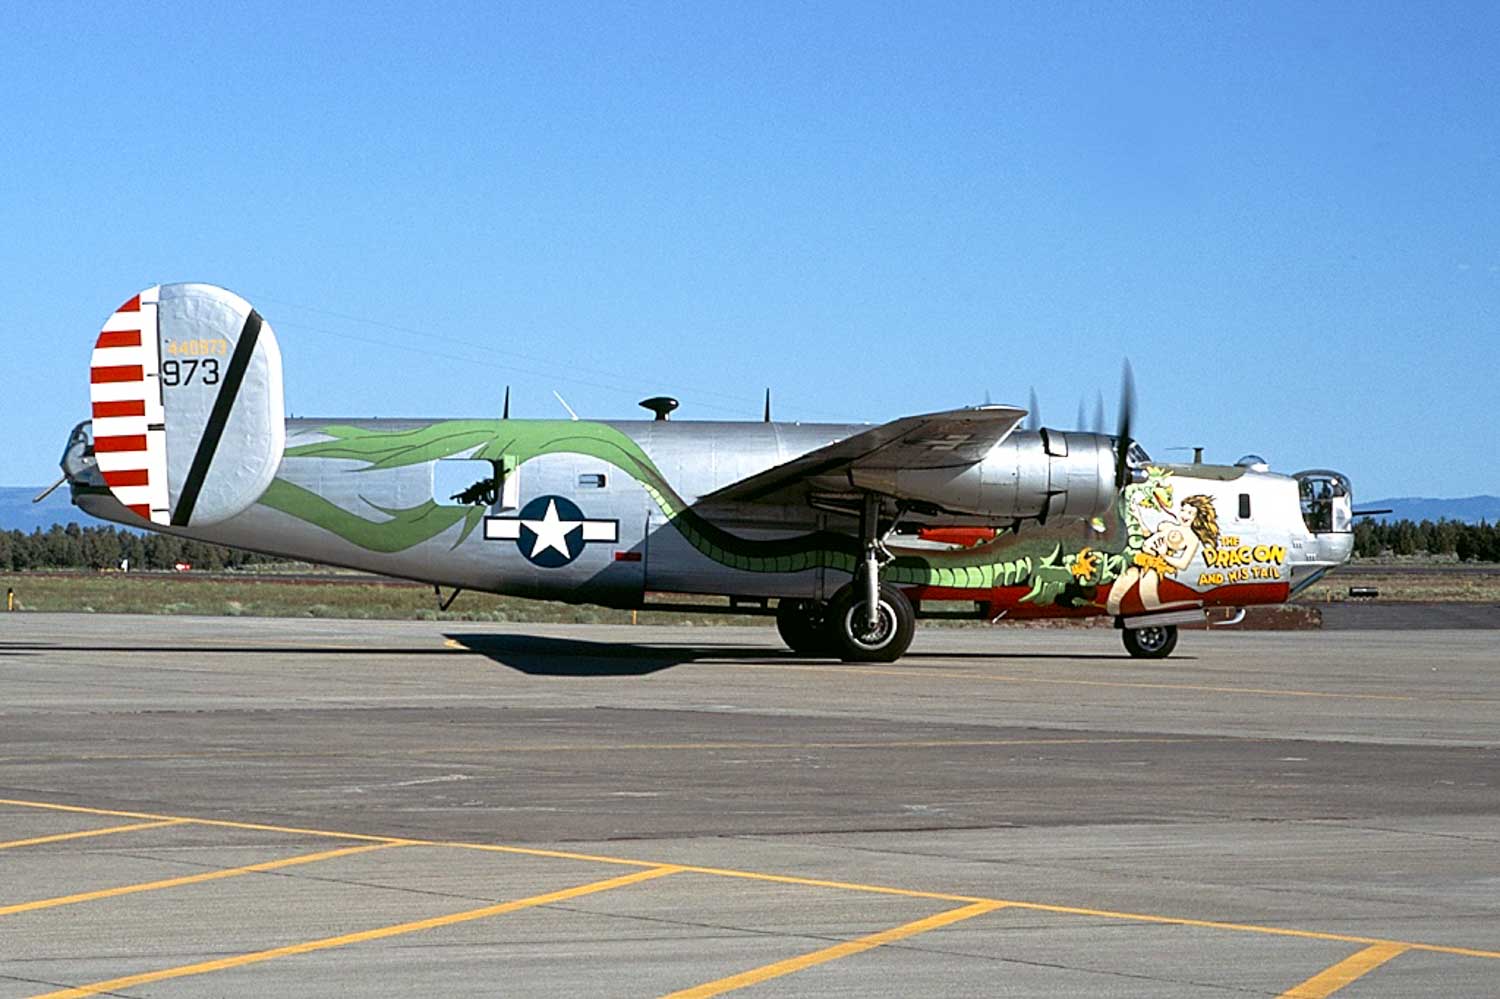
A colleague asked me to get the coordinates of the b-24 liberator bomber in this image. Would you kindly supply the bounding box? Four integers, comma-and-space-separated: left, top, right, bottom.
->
59, 284, 1356, 662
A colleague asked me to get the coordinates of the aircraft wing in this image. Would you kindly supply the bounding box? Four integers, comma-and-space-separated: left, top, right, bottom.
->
702, 405, 1027, 505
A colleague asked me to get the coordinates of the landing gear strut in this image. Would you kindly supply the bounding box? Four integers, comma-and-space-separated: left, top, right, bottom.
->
826, 494, 914, 662
860, 494, 886, 633
774, 495, 912, 657
773, 495, 917, 662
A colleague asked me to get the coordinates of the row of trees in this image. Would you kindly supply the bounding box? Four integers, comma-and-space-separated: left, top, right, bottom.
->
3, 519, 1499, 572
0, 524, 286, 572
1352, 518, 1500, 561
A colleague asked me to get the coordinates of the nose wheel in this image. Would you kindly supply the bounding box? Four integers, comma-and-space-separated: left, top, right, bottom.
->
1122, 624, 1178, 659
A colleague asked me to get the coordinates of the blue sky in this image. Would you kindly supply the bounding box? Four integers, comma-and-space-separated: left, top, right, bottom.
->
3, 2, 1496, 499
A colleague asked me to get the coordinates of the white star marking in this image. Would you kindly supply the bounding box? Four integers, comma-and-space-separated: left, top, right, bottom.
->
523, 498, 582, 559
483, 500, 618, 559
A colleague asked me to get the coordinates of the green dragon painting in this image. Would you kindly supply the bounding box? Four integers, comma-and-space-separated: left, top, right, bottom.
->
260, 420, 1155, 601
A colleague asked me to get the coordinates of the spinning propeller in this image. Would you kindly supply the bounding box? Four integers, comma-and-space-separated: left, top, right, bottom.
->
1027, 361, 1141, 491
1026, 387, 1042, 431
1113, 359, 1137, 489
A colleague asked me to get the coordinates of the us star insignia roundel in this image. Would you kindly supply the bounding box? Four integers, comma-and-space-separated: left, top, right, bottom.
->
483, 495, 619, 568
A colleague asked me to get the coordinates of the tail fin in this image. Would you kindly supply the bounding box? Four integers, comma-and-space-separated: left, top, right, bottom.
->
89, 283, 284, 526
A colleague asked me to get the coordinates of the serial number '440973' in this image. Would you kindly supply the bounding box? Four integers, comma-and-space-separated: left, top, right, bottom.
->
162, 358, 220, 386
165, 338, 228, 356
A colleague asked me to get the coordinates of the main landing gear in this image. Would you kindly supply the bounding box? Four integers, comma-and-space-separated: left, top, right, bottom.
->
775, 599, 829, 655
774, 494, 917, 663
774, 586, 915, 663
829, 581, 915, 661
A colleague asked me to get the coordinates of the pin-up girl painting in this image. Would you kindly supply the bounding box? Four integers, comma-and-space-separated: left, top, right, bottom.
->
1106, 475, 1219, 615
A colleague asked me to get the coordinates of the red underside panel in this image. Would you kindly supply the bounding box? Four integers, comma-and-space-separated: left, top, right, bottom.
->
908, 579, 1290, 619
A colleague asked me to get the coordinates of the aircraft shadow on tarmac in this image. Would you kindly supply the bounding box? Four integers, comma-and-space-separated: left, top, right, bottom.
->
0, 639, 1147, 670
441, 634, 1142, 674
442, 633, 776, 675
0, 639, 715, 673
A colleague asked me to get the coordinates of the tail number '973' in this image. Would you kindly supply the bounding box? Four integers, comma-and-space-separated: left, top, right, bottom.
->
162, 358, 220, 387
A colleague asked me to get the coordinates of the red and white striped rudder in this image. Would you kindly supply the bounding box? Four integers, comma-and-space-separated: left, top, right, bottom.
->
88, 284, 284, 527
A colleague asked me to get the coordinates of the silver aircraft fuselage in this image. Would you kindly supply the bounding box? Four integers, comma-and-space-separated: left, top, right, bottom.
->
65, 415, 1354, 618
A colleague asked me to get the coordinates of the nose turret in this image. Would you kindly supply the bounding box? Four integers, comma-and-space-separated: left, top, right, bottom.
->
1294, 469, 1355, 567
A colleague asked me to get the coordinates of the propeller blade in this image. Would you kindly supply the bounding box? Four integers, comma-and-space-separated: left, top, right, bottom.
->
1092, 391, 1105, 433
1075, 397, 1086, 431
1114, 359, 1136, 489
1026, 387, 1041, 430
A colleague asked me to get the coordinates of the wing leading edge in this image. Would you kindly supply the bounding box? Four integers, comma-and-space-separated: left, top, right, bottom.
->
702, 405, 1027, 506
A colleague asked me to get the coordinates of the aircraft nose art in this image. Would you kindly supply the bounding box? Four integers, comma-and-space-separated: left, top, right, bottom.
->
88, 283, 285, 526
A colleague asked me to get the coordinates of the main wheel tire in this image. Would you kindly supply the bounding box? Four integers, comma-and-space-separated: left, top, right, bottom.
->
1123, 624, 1178, 659
776, 599, 832, 655
827, 582, 916, 663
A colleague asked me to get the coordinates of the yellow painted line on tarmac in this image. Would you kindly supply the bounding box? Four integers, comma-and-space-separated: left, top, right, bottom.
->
1278, 942, 1411, 997
408, 855, 1500, 961
0, 818, 186, 850
715, 661, 1421, 703
0, 842, 397, 917
33, 865, 680, 999
0, 798, 416, 844
983, 900, 1500, 961
4, 798, 1499, 962
446, 843, 988, 901
662, 900, 1006, 998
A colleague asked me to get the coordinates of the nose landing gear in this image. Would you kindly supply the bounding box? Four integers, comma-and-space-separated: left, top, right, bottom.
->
1122, 624, 1178, 659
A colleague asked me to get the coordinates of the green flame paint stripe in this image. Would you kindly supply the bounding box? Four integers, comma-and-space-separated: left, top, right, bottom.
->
271, 420, 1057, 589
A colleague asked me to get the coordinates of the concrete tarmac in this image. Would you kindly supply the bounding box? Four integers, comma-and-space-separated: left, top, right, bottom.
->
1319, 600, 1500, 629
0, 615, 1497, 997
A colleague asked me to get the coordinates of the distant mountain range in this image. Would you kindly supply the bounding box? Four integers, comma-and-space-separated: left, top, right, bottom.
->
3, 485, 1497, 532
0, 486, 110, 533
1360, 496, 1500, 524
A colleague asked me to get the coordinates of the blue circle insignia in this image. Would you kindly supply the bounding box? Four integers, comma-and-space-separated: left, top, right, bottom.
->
514, 494, 589, 568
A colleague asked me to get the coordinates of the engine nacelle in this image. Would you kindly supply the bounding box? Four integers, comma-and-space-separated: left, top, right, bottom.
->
849, 430, 1116, 523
